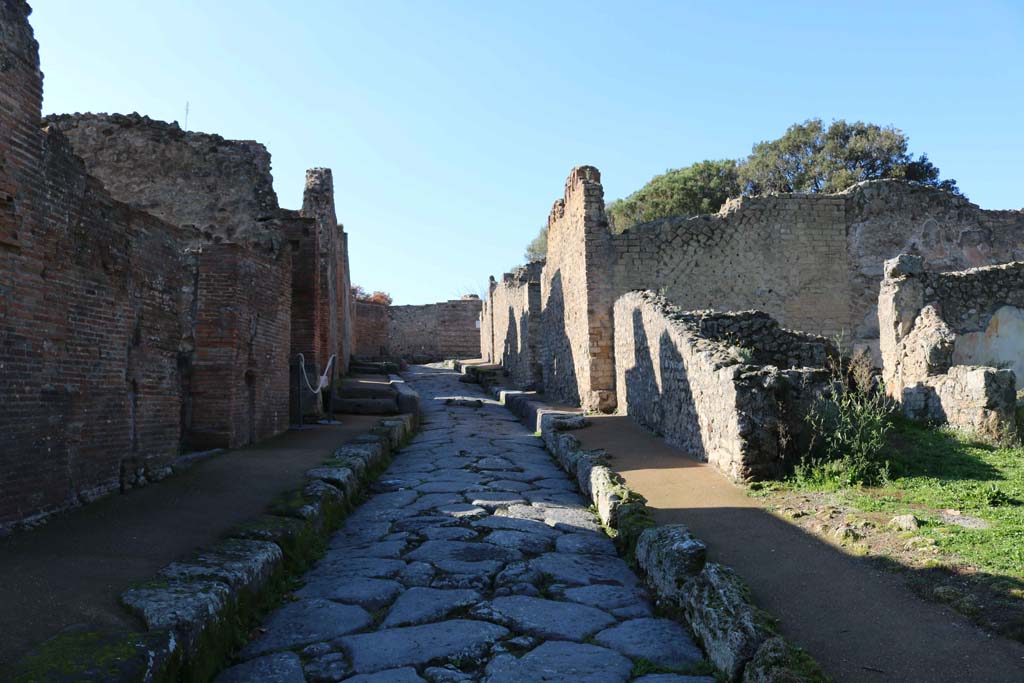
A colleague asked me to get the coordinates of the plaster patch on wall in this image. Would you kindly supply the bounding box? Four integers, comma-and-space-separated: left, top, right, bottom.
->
954, 305, 1024, 390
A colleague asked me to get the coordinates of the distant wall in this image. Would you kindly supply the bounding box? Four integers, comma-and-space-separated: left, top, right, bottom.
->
879, 255, 1020, 438
0, 1, 183, 531
353, 301, 389, 357
387, 299, 483, 362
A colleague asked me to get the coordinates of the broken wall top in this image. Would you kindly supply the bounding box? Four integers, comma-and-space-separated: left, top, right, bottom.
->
45, 112, 284, 253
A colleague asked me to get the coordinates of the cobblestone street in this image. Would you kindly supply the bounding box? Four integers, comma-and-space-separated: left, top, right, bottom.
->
217, 365, 711, 683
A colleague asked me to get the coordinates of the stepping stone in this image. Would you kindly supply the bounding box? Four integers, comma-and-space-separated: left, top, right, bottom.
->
555, 532, 616, 555
470, 492, 528, 509
484, 530, 554, 555
484, 641, 632, 683
530, 553, 638, 587
382, 587, 481, 627
215, 652, 304, 683
471, 595, 615, 641
472, 515, 561, 537
295, 576, 404, 610
338, 619, 508, 674
241, 599, 372, 658
594, 618, 703, 670
346, 668, 425, 682
436, 503, 488, 518
561, 584, 654, 619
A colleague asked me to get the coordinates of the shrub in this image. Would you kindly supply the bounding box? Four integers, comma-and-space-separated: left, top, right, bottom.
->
797, 349, 894, 488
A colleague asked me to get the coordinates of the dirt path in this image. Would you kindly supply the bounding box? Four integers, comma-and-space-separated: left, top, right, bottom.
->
572, 416, 1024, 683
0, 415, 381, 671
216, 366, 714, 682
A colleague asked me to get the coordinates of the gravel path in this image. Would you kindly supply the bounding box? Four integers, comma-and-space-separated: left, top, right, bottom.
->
216, 365, 712, 683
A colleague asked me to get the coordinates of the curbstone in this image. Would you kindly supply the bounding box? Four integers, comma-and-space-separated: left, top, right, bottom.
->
636, 525, 707, 597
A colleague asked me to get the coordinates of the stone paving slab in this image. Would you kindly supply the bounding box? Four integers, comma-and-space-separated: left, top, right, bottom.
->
217, 365, 707, 681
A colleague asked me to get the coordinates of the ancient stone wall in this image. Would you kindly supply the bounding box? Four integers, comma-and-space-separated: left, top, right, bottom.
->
0, 1, 183, 531
879, 255, 1021, 438
494, 168, 1023, 416
481, 262, 543, 388
387, 298, 483, 362
614, 291, 832, 481
353, 301, 389, 357
539, 166, 616, 411
612, 194, 852, 342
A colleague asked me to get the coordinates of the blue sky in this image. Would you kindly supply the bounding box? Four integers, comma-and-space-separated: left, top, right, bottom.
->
32, 1, 1023, 304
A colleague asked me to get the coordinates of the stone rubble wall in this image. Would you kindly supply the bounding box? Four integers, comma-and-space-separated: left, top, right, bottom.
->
614, 291, 832, 481
879, 254, 1021, 438
0, 0, 183, 532
480, 261, 543, 389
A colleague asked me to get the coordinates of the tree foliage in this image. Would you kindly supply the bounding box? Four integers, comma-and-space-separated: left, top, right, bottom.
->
524, 225, 548, 262
739, 118, 959, 195
607, 159, 740, 233
352, 285, 392, 305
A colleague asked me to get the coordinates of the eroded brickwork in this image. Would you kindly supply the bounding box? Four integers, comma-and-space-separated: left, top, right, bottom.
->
614, 291, 833, 481
0, 1, 183, 530
880, 255, 1021, 438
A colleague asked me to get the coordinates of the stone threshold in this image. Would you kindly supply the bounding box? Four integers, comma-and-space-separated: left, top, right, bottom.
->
11, 412, 422, 683
467, 369, 827, 683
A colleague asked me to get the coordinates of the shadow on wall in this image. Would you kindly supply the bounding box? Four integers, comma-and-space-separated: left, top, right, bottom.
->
504, 306, 518, 369
622, 308, 709, 462
542, 271, 580, 406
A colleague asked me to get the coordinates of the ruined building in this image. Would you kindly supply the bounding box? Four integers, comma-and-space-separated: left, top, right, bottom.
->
481, 166, 1024, 479
0, 0, 353, 533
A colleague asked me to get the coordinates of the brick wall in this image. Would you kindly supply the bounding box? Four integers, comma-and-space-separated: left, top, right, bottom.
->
353, 301, 389, 357
49, 113, 355, 425
189, 245, 291, 449
0, 0, 183, 531
385, 299, 483, 362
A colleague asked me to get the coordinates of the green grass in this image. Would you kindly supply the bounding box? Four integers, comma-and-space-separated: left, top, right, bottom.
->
791, 418, 1024, 579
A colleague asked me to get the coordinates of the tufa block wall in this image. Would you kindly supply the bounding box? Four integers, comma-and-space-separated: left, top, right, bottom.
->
480, 262, 543, 388
0, 0, 183, 530
879, 255, 1021, 439
614, 291, 833, 481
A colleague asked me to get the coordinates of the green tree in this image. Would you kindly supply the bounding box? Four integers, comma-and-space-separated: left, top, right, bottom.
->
524, 225, 547, 262
738, 118, 960, 195
607, 159, 740, 233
